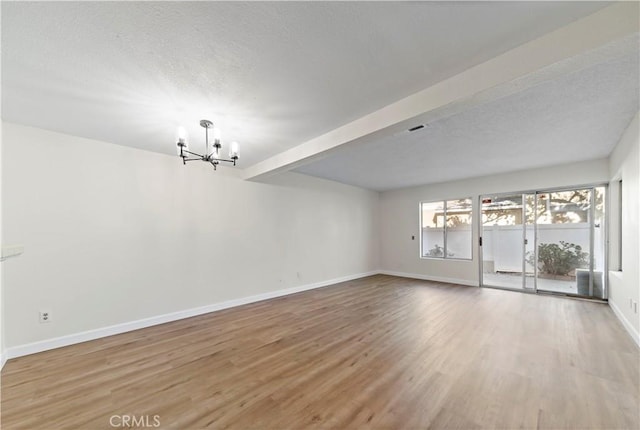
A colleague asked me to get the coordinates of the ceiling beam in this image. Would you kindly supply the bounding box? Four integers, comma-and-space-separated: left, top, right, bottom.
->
243, 2, 640, 181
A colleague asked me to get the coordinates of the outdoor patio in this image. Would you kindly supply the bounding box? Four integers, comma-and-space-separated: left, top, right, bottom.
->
483, 272, 577, 294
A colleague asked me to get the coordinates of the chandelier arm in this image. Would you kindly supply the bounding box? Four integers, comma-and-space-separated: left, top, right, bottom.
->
182, 149, 204, 158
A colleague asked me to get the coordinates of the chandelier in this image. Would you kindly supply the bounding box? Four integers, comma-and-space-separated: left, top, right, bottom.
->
176, 119, 239, 170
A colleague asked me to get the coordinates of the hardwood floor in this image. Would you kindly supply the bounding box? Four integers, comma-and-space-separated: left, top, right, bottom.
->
2, 275, 638, 429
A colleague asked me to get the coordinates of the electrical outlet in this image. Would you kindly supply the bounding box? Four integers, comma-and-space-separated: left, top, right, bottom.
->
39, 310, 52, 323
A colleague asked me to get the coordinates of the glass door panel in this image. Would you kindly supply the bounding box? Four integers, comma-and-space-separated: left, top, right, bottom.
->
534, 189, 592, 296
592, 186, 607, 299
481, 194, 526, 290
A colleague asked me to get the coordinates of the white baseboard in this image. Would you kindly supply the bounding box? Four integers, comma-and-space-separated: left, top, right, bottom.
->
378, 270, 479, 287
609, 299, 640, 348
6, 271, 378, 360
1, 351, 6, 370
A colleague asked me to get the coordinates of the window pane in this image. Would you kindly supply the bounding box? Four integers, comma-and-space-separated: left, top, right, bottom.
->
421, 201, 445, 257
482, 196, 522, 226
535, 190, 591, 295
593, 186, 606, 298
446, 198, 472, 259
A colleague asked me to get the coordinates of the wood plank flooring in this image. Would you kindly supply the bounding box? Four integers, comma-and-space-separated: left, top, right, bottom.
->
1, 275, 638, 429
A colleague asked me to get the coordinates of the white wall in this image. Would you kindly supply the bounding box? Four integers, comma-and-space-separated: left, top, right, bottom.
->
608, 112, 640, 344
0, 119, 4, 368
379, 159, 609, 285
1, 122, 379, 352
0, 1, 5, 367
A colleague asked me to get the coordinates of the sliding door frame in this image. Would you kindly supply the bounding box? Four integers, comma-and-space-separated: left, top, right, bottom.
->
479, 183, 609, 300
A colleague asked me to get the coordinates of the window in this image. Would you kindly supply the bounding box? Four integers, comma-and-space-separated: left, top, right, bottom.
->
420, 198, 472, 259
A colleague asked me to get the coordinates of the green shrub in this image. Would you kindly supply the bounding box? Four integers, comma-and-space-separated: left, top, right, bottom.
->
425, 244, 454, 258
527, 241, 588, 276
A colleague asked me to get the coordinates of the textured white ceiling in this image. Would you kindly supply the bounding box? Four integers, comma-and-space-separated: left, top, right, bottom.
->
295, 49, 639, 191
2, 1, 610, 167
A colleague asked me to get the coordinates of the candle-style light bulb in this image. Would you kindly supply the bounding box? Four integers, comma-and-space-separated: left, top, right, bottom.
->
175, 126, 188, 144
175, 126, 188, 156
212, 127, 221, 143
229, 141, 239, 159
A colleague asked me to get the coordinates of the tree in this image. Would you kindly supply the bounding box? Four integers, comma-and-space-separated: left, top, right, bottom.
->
482, 188, 603, 226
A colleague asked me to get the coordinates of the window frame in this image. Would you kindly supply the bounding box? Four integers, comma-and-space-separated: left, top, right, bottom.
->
618, 179, 623, 271
419, 197, 473, 261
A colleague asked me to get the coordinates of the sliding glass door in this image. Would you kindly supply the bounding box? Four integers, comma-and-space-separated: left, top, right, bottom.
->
533, 188, 606, 298
480, 194, 535, 291
480, 186, 606, 299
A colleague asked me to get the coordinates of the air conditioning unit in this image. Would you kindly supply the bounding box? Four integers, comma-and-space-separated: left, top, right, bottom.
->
576, 269, 604, 298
